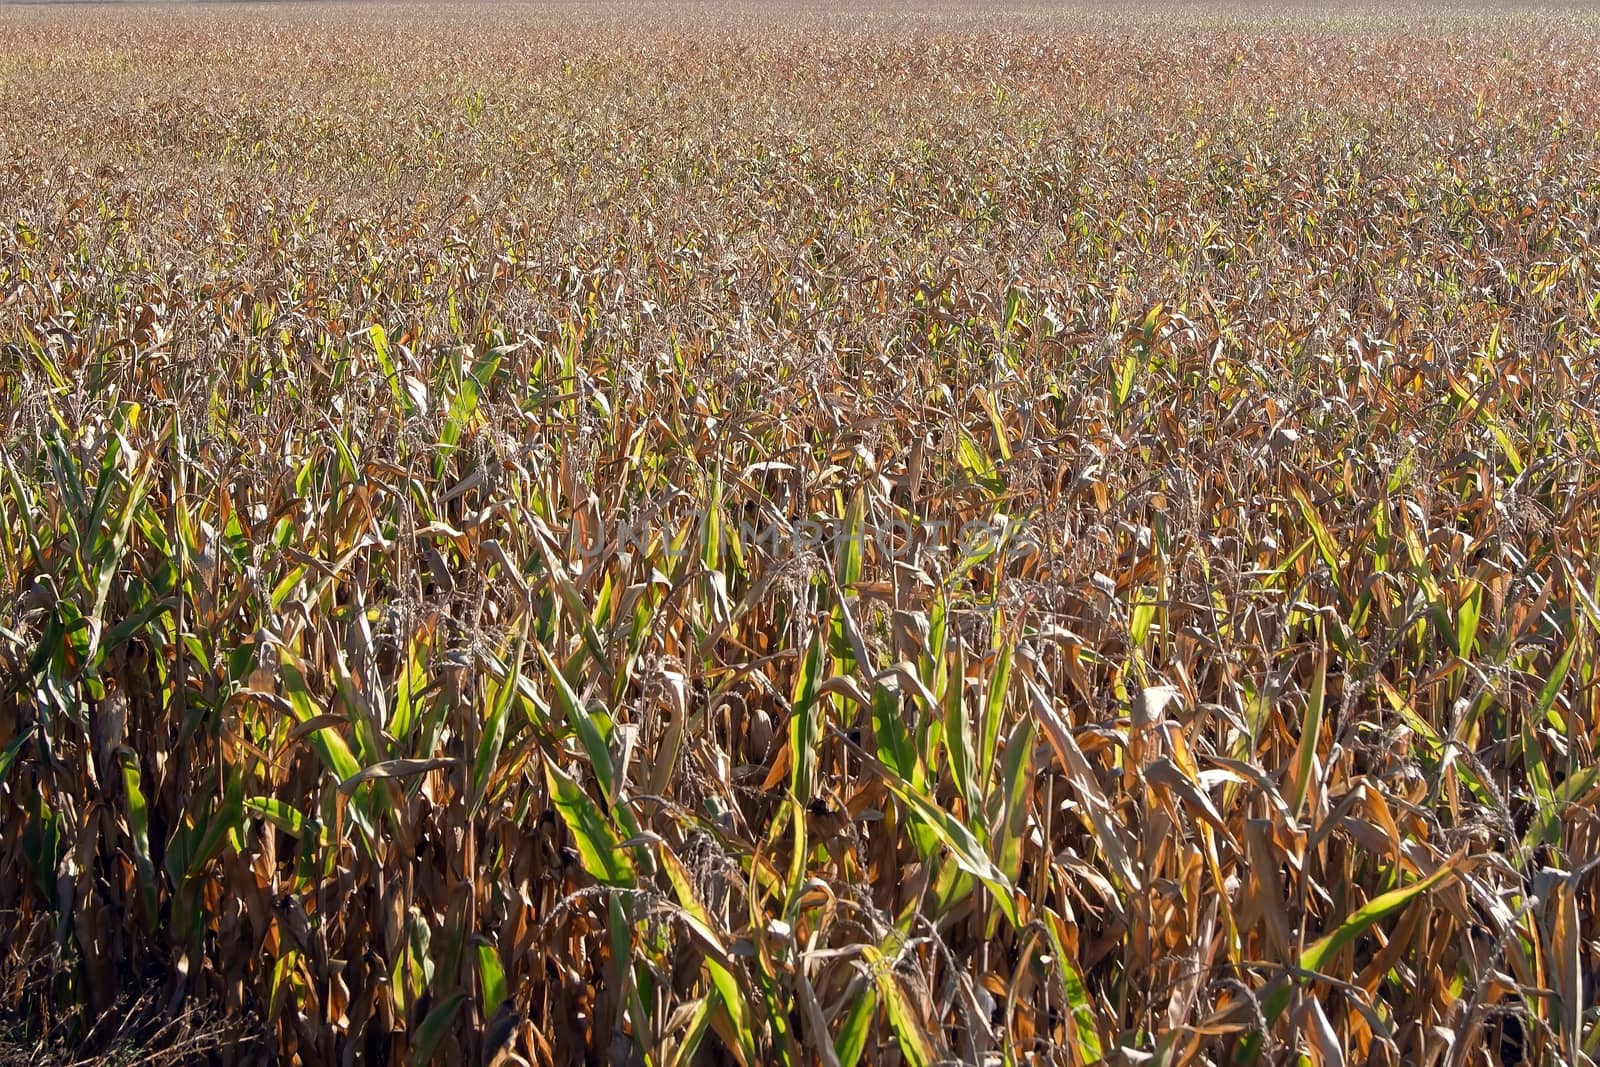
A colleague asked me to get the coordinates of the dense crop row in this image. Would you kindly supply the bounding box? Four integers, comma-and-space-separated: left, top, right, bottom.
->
3, 3, 1600, 1064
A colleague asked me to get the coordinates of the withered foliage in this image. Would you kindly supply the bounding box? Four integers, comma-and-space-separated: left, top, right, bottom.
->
3, 3, 1600, 1064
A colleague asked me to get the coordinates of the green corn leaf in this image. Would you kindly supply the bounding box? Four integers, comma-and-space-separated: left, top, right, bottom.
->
469, 621, 526, 817
387, 630, 430, 742
979, 636, 1012, 796
1303, 860, 1459, 974
837, 487, 866, 591
992, 716, 1036, 885
1536, 638, 1577, 732
474, 936, 507, 1016
369, 324, 416, 417
1289, 483, 1342, 584
1524, 641, 1587, 852
955, 429, 1002, 492
411, 990, 467, 1066
702, 472, 723, 570
833, 983, 878, 1067
245, 796, 307, 839
182, 769, 245, 883
871, 684, 936, 859
1527, 766, 1598, 856
533, 638, 641, 850
1265, 858, 1460, 1023
942, 638, 979, 817
870, 684, 918, 782
117, 747, 158, 927
99, 598, 174, 657
865, 946, 936, 1067
280, 659, 361, 783
544, 760, 636, 888
1455, 581, 1483, 660
1288, 641, 1327, 822
1040, 913, 1104, 1063
0, 730, 28, 785
667, 996, 714, 1067
789, 629, 826, 806
876, 765, 1018, 928
660, 846, 751, 1029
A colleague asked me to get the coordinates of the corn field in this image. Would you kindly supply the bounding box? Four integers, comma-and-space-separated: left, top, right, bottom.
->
3, 3, 1600, 1064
